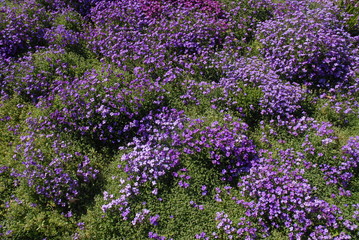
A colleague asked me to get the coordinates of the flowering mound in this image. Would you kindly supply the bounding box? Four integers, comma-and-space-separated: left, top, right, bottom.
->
256, 5, 358, 87
0, 0, 359, 239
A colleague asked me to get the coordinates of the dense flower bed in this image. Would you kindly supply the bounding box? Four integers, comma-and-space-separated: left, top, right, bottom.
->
1, 0, 359, 239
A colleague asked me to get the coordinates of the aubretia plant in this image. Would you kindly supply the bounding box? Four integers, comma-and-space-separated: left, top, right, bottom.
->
210, 149, 355, 239
12, 115, 99, 207
87, 0, 233, 71
0, 0, 51, 58
256, 4, 358, 88
102, 109, 257, 227
1, 0, 359, 239
44, 65, 162, 145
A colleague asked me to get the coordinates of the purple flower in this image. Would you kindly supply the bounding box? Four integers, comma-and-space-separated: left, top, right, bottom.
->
149, 214, 160, 226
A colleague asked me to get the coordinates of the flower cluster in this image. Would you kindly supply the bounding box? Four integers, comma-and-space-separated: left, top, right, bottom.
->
43, 65, 163, 144
216, 56, 307, 120
13, 116, 99, 207
87, 0, 232, 70
0, 0, 50, 58
319, 136, 359, 196
102, 109, 257, 223
214, 149, 354, 239
256, 3, 358, 87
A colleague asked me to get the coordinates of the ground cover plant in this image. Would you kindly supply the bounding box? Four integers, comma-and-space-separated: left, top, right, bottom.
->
1, 0, 359, 239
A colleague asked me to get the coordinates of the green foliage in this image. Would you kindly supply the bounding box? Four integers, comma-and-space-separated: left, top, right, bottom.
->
338, 0, 359, 36
0, 96, 29, 156
1, 192, 75, 240
220, 0, 273, 48
0, 96, 33, 204
53, 9, 84, 32
232, 83, 263, 126
32, 50, 99, 80
317, 103, 352, 128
